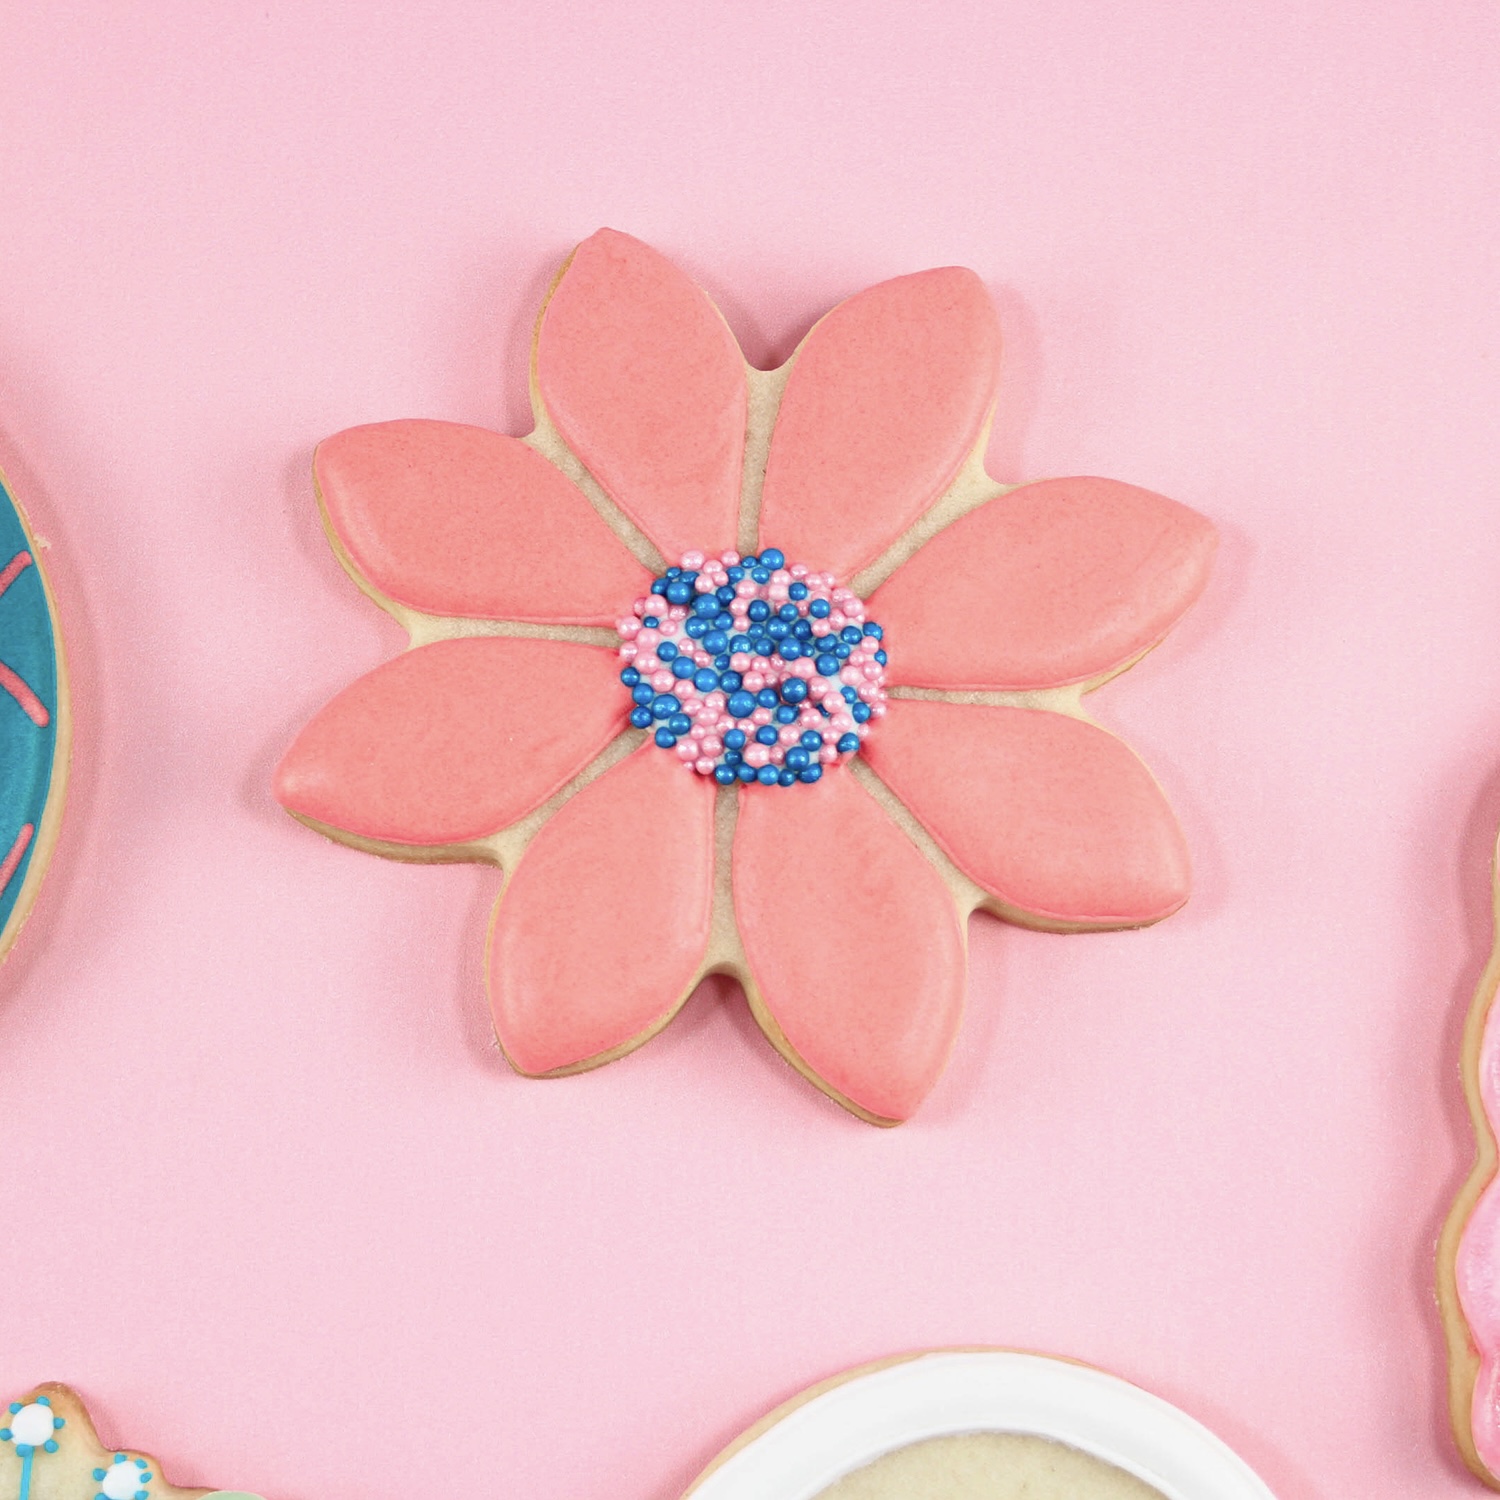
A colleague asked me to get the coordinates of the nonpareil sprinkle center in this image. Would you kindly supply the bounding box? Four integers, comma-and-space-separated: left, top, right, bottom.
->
616, 547, 889, 786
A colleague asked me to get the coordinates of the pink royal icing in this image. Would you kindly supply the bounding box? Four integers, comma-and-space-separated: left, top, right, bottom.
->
868, 476, 1217, 691
315, 419, 652, 625
275, 637, 622, 846
1455, 951, 1500, 1478
733, 766, 965, 1123
757, 268, 1001, 580
536, 229, 747, 562
276, 231, 1216, 1122
863, 699, 1190, 928
490, 743, 717, 1075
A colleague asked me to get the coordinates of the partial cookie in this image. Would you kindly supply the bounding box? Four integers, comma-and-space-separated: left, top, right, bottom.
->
682, 1349, 1273, 1500
0, 1384, 259, 1499
815, 1432, 1163, 1500
274, 230, 1217, 1123
0, 471, 69, 964
1439, 832, 1500, 1486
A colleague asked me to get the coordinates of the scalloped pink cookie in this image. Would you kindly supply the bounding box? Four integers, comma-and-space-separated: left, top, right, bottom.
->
275, 229, 1217, 1124
0, 1383, 259, 1499
1441, 835, 1500, 1486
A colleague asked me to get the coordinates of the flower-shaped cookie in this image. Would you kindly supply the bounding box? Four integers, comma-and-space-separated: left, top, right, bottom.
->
275, 230, 1215, 1124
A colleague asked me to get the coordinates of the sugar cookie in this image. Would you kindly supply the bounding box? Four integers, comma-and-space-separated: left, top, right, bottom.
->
0, 471, 68, 965
682, 1349, 1273, 1499
1440, 835, 1500, 1486
275, 230, 1216, 1123
0, 1384, 259, 1499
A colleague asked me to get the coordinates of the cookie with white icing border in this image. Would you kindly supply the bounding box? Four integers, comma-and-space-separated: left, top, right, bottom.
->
274, 230, 1217, 1124
0, 1384, 260, 1500
1440, 833, 1500, 1486
0, 469, 69, 966
682, 1349, 1274, 1499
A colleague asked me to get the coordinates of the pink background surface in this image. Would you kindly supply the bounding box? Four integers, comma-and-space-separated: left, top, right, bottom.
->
0, 3, 1496, 1496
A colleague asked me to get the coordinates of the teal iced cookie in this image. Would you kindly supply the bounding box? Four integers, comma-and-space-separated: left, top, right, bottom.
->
0, 470, 67, 960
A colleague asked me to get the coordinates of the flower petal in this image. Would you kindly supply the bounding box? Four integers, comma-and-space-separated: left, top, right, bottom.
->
732, 769, 965, 1122
535, 229, 746, 561
757, 268, 1000, 580
869, 477, 1217, 691
274, 637, 623, 845
315, 420, 651, 624
489, 745, 717, 1074
863, 699, 1191, 928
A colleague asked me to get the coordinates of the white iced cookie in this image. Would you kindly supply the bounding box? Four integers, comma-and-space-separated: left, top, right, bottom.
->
683, 1350, 1273, 1500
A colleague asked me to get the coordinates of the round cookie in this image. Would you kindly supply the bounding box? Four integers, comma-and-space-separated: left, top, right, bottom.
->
1439, 833, 1500, 1486
0, 1384, 260, 1499
814, 1433, 1165, 1500
274, 229, 1217, 1123
0, 470, 68, 965
682, 1350, 1273, 1500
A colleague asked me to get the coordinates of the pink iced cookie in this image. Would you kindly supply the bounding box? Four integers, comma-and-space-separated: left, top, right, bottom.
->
274, 229, 1216, 1124
1441, 838, 1500, 1487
